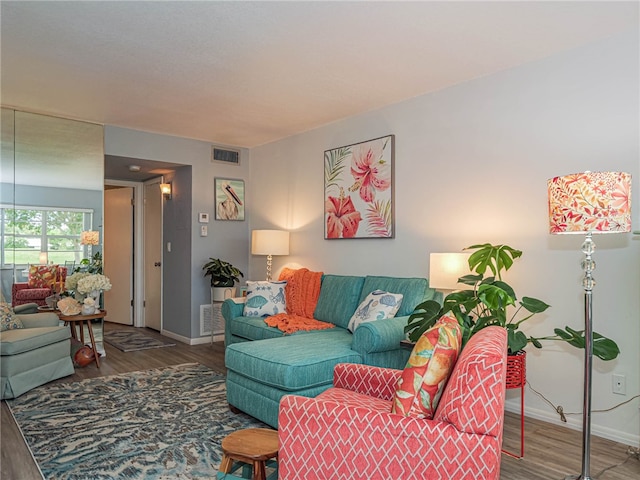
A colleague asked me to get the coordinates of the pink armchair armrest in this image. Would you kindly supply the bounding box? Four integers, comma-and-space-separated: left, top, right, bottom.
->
278, 327, 507, 480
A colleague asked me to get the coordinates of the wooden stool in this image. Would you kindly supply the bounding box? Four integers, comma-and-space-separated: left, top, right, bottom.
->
218, 428, 278, 480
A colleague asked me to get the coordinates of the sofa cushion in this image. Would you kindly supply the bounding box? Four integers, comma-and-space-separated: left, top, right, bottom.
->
359, 276, 428, 317
243, 281, 287, 317
229, 315, 286, 341
314, 275, 365, 329
0, 303, 24, 332
0, 326, 71, 355
391, 314, 462, 419
225, 329, 360, 391
347, 290, 403, 333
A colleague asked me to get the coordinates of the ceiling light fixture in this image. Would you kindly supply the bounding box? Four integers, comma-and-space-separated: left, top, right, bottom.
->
128, 165, 141, 172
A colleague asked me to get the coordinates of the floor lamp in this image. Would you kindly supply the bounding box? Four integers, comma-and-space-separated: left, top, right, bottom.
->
547, 171, 632, 480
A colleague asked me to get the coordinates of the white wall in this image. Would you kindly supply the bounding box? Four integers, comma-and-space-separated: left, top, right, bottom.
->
249, 30, 640, 445
104, 127, 250, 341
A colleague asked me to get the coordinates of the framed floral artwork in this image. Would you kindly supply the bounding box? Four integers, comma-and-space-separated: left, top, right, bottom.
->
324, 135, 395, 239
215, 178, 245, 221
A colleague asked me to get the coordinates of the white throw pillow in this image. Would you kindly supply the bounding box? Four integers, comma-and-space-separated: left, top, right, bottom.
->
243, 281, 287, 317
347, 290, 403, 332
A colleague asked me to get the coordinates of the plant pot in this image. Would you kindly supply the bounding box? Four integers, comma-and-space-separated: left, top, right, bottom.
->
212, 286, 236, 302
506, 350, 526, 389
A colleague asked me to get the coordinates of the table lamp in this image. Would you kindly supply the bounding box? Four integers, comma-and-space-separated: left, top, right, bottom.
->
251, 230, 290, 281
429, 252, 472, 291
547, 171, 631, 480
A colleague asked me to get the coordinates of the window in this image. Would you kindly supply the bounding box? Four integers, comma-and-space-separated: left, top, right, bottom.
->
1, 206, 94, 266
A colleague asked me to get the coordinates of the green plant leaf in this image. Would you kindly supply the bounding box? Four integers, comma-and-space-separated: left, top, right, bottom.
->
405, 300, 442, 342
466, 244, 522, 280
477, 284, 516, 311
508, 330, 528, 353
553, 327, 620, 361
458, 274, 482, 286
520, 296, 551, 313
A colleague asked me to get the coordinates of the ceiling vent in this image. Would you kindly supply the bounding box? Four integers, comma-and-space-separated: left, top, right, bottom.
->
212, 146, 240, 165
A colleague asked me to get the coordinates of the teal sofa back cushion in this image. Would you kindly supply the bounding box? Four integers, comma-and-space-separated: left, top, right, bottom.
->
314, 275, 365, 329
359, 276, 429, 317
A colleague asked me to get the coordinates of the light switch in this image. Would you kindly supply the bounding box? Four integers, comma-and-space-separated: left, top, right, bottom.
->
167, 242, 172, 252
200, 225, 208, 237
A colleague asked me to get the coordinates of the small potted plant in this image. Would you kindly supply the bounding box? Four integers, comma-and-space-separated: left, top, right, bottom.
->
203, 258, 244, 301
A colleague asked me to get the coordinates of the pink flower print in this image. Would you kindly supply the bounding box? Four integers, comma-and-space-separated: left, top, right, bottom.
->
325, 191, 362, 238
349, 142, 391, 203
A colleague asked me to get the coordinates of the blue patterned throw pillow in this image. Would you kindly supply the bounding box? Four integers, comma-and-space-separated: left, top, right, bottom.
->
243, 281, 287, 317
347, 290, 403, 332
0, 302, 24, 332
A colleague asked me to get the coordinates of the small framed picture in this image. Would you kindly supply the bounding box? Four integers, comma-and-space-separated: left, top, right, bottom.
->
215, 178, 245, 221
198, 212, 209, 223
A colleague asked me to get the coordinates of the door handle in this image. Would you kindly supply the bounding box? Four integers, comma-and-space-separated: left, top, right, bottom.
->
154, 262, 161, 267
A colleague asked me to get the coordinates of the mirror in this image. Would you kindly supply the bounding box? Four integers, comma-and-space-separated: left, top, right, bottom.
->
0, 108, 104, 303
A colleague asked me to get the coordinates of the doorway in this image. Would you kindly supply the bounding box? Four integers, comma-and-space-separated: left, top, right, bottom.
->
103, 179, 162, 330
144, 179, 163, 331
103, 186, 134, 325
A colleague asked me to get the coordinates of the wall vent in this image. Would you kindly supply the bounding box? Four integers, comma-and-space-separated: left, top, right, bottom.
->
200, 304, 224, 336
212, 146, 240, 165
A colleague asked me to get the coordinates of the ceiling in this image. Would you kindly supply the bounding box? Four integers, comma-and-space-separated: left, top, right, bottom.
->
1, 1, 638, 149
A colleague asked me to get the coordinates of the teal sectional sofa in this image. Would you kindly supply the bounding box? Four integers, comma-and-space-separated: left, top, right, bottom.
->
222, 274, 440, 427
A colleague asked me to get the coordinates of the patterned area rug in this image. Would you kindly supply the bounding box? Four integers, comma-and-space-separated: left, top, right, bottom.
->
7, 363, 268, 479
104, 329, 176, 352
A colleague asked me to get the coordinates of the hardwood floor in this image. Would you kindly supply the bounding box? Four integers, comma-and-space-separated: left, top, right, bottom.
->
2, 321, 639, 479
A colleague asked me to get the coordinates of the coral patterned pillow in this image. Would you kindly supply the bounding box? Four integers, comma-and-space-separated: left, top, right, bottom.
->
391, 314, 462, 419
28, 265, 58, 288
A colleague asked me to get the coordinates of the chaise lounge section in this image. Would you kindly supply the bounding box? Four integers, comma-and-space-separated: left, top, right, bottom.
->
222, 274, 440, 427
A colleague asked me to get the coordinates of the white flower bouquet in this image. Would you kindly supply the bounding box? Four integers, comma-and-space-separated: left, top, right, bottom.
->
77, 274, 112, 294
65, 272, 90, 291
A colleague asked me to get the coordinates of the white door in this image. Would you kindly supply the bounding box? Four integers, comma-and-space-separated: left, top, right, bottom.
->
103, 187, 134, 325
144, 180, 162, 331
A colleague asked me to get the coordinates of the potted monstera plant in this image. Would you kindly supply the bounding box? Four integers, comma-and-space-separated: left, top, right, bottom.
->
203, 258, 244, 301
405, 243, 620, 361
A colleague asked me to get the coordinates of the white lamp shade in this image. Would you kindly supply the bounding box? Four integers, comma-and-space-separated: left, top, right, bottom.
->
429, 253, 471, 290
548, 171, 631, 234
39, 252, 48, 264
251, 230, 290, 256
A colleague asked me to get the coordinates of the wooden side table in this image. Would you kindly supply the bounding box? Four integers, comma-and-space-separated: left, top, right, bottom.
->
57, 310, 107, 368
218, 428, 278, 480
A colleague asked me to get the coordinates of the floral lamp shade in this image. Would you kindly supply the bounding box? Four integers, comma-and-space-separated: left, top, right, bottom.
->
80, 230, 100, 245
547, 171, 632, 234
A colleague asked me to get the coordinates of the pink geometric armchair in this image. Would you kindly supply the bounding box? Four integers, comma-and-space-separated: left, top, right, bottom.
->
278, 326, 508, 480
11, 265, 67, 307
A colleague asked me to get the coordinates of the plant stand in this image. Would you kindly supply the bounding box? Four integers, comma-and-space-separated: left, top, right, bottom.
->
503, 350, 526, 458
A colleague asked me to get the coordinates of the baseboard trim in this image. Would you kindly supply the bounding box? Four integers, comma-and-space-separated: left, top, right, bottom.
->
505, 399, 639, 447
159, 330, 223, 345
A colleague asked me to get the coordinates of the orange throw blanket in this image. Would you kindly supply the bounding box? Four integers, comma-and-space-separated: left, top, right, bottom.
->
264, 268, 333, 334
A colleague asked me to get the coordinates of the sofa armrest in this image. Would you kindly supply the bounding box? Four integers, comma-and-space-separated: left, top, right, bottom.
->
221, 298, 245, 323
278, 395, 502, 480
12, 303, 40, 315
351, 315, 408, 355
17, 312, 61, 328
434, 326, 507, 437
333, 363, 401, 401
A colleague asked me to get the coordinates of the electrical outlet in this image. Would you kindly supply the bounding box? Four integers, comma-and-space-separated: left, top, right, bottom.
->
612, 374, 626, 395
